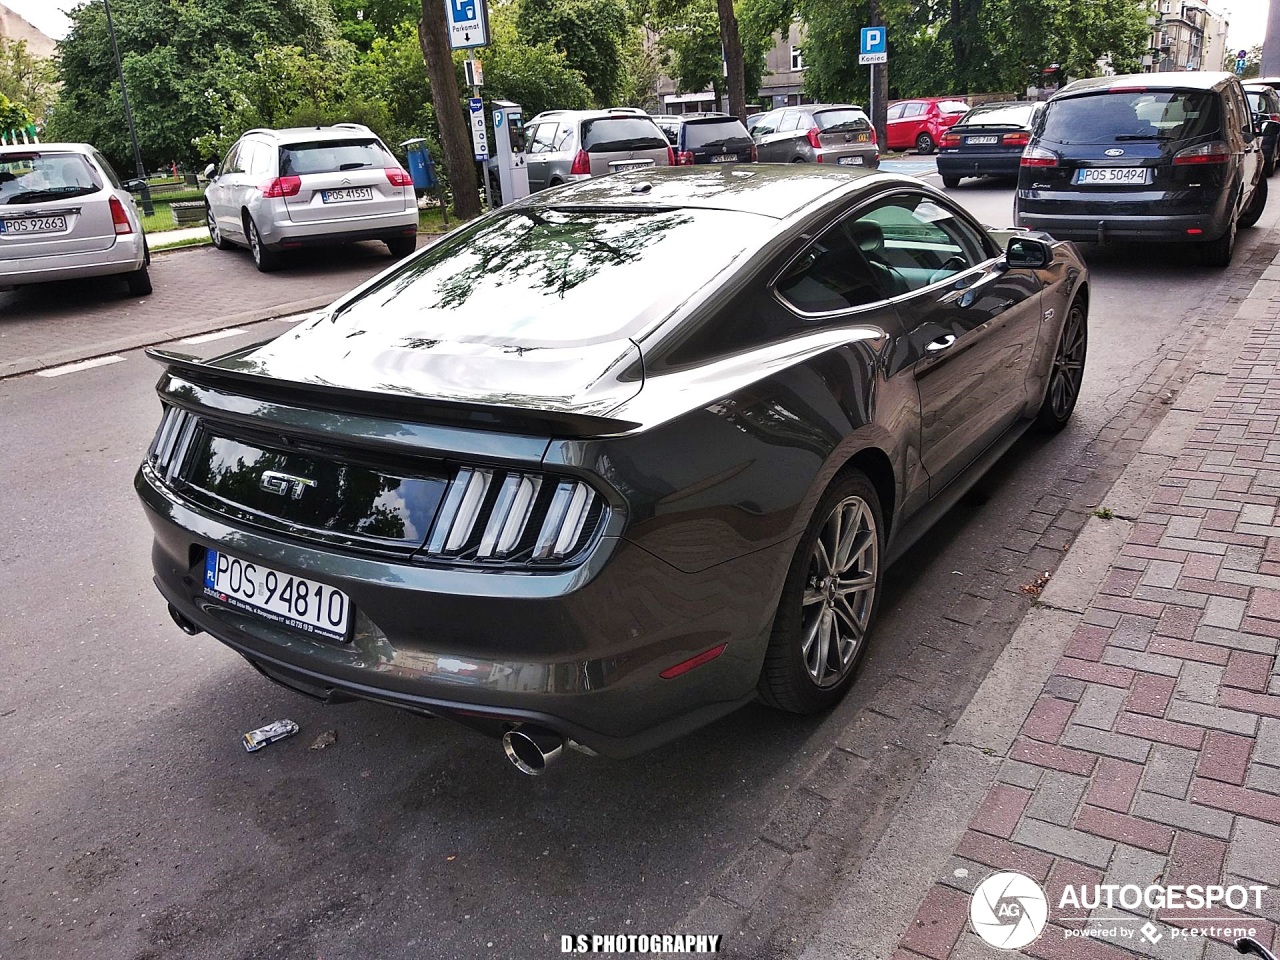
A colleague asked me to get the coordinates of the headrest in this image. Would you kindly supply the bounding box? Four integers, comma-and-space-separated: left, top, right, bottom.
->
845, 219, 885, 254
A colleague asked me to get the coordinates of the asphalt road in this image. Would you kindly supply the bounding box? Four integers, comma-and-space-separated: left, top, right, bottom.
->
2, 180, 1277, 960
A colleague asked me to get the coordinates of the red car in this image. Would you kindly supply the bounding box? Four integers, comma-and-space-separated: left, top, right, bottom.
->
886, 97, 970, 154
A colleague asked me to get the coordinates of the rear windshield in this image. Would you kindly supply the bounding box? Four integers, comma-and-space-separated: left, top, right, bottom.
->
280, 138, 394, 176
938, 101, 971, 114
683, 118, 751, 147
957, 103, 1037, 127
311, 206, 775, 347
0, 153, 102, 205
1041, 90, 1220, 144
581, 117, 668, 153
814, 109, 871, 133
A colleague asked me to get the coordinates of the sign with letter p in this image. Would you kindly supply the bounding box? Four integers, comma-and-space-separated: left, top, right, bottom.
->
859, 26, 887, 64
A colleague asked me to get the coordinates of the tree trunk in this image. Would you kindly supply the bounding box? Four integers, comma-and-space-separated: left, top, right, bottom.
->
716, 0, 747, 120
418, 0, 481, 220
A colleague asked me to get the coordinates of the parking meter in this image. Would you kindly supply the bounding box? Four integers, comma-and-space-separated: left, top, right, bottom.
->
490, 100, 530, 207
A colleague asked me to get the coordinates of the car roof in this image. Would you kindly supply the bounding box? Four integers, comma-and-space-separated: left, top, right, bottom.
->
513, 164, 901, 219
1055, 71, 1238, 99
245, 125, 379, 144
0, 143, 94, 155
529, 108, 650, 124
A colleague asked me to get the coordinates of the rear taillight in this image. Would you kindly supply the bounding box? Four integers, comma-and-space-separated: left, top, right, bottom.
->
666, 146, 676, 166
108, 196, 132, 235
1002, 132, 1030, 147
1271, 113, 1280, 122
941, 133, 961, 148
676, 150, 695, 165
750, 143, 758, 162
147, 405, 197, 482
384, 167, 413, 186
806, 127, 822, 150
569, 149, 591, 175
868, 126, 877, 145
1173, 141, 1230, 165
1021, 145, 1059, 167
260, 176, 302, 197
425, 466, 607, 565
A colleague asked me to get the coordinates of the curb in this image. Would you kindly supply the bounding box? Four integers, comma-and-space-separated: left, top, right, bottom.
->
0, 294, 335, 380
798, 240, 1280, 958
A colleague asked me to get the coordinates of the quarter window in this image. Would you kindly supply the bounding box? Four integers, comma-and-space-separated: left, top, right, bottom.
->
527, 123, 558, 154
778, 110, 800, 132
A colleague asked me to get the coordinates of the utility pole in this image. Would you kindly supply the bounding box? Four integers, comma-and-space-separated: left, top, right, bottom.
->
864, 1, 888, 147
1263, 0, 1280, 77
103, 0, 153, 215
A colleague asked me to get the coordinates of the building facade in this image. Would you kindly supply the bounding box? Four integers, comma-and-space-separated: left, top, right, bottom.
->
1143, 0, 1229, 73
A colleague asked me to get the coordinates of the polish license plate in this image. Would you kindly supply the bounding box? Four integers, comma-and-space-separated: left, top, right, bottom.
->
320, 187, 374, 203
965, 135, 999, 145
1075, 167, 1151, 185
711, 154, 737, 163
0, 215, 67, 235
837, 156, 864, 166
204, 550, 351, 641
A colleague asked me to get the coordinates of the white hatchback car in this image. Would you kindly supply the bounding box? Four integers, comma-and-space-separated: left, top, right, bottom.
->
0, 143, 151, 295
204, 124, 419, 272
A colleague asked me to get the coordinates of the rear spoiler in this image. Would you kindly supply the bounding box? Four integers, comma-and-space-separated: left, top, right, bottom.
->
145, 347, 642, 439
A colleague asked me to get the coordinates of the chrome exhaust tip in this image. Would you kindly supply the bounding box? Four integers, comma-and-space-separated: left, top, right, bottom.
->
167, 603, 201, 636
502, 725, 564, 776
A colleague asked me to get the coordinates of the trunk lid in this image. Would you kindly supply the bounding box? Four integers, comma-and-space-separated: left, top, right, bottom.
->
0, 151, 119, 258
580, 116, 671, 176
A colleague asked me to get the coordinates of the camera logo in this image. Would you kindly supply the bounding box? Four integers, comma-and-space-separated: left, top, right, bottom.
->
970, 871, 1049, 949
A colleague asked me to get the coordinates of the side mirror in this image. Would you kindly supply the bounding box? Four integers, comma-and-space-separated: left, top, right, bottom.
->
1006, 234, 1053, 269
122, 178, 146, 192
203, 162, 217, 179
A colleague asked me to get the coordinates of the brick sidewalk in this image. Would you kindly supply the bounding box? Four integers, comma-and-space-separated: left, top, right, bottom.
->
894, 302, 1280, 957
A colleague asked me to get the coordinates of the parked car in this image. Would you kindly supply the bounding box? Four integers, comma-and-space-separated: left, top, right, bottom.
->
137, 165, 1088, 773
0, 143, 151, 295
886, 97, 970, 154
1244, 82, 1280, 176
523, 109, 673, 191
203, 123, 419, 273
1015, 72, 1272, 267
751, 104, 879, 167
652, 112, 732, 144
666, 115, 757, 164
936, 101, 1043, 187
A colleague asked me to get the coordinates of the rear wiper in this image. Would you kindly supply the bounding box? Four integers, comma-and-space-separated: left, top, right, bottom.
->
1114, 134, 1172, 141
339, 162, 372, 170
3, 187, 93, 204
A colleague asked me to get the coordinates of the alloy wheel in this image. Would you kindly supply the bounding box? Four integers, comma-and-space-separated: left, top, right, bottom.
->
207, 207, 220, 246
1047, 302, 1086, 420
249, 222, 262, 265
801, 495, 879, 688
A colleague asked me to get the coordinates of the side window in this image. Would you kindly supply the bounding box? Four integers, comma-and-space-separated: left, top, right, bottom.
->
775, 216, 888, 313
247, 140, 273, 177
93, 150, 122, 188
778, 110, 800, 132
753, 112, 778, 136
552, 123, 574, 151
796, 112, 817, 132
527, 123, 555, 154
887, 104, 905, 121
219, 144, 241, 176
904, 102, 926, 118
853, 193, 990, 292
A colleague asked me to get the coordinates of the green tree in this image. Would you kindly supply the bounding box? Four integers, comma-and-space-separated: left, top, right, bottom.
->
0, 38, 58, 120
479, 10, 594, 118
517, 0, 628, 105
0, 92, 33, 138
332, 0, 420, 48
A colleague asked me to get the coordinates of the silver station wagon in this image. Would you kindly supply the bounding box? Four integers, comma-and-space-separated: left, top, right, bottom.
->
0, 143, 151, 296
203, 124, 420, 272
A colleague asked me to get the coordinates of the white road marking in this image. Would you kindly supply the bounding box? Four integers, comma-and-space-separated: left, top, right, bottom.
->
35, 355, 126, 378
180, 327, 247, 344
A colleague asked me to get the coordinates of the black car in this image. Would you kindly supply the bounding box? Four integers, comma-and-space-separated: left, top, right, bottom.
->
936, 101, 1043, 187
668, 115, 757, 165
137, 166, 1088, 774
1244, 83, 1280, 176
1015, 71, 1273, 267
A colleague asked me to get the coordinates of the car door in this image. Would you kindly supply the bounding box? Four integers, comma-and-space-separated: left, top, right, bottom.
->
208, 142, 243, 241
752, 111, 784, 161
886, 102, 916, 150
524, 122, 554, 191
852, 191, 1042, 496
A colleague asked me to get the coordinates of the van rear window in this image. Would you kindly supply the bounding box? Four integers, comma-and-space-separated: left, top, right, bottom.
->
280, 139, 394, 176
682, 119, 751, 148
581, 118, 668, 152
1041, 91, 1219, 144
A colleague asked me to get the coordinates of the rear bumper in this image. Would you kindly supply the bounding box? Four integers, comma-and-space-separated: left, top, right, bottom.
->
136, 465, 780, 758
1015, 192, 1230, 242
936, 152, 1022, 179
0, 233, 145, 285
815, 147, 879, 167
263, 208, 419, 248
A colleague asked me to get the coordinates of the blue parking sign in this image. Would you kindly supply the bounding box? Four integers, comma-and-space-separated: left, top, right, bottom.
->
860, 26, 887, 64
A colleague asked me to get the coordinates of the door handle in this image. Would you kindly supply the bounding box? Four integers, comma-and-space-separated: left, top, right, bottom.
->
926, 334, 957, 352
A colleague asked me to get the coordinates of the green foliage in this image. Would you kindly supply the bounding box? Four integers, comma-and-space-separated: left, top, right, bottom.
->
1230, 44, 1263, 80
0, 92, 33, 137
618, 27, 663, 110
45, 0, 339, 169
332, 0, 420, 48
478, 11, 594, 118
517, 0, 629, 105
0, 39, 58, 120
652, 0, 771, 106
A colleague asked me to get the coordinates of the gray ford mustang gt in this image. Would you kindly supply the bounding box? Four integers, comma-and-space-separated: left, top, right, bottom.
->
136, 165, 1088, 774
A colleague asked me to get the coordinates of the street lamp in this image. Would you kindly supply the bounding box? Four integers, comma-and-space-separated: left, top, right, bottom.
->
102, 0, 153, 215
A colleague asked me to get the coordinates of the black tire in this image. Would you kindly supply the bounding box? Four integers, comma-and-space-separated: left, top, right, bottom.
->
247, 217, 280, 272
758, 469, 884, 714
125, 263, 152, 296
941, 175, 961, 189
1035, 296, 1087, 432
1267, 154, 1277, 178
386, 235, 417, 259
207, 204, 231, 250
1202, 215, 1237, 268
1241, 175, 1268, 228
915, 133, 935, 155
